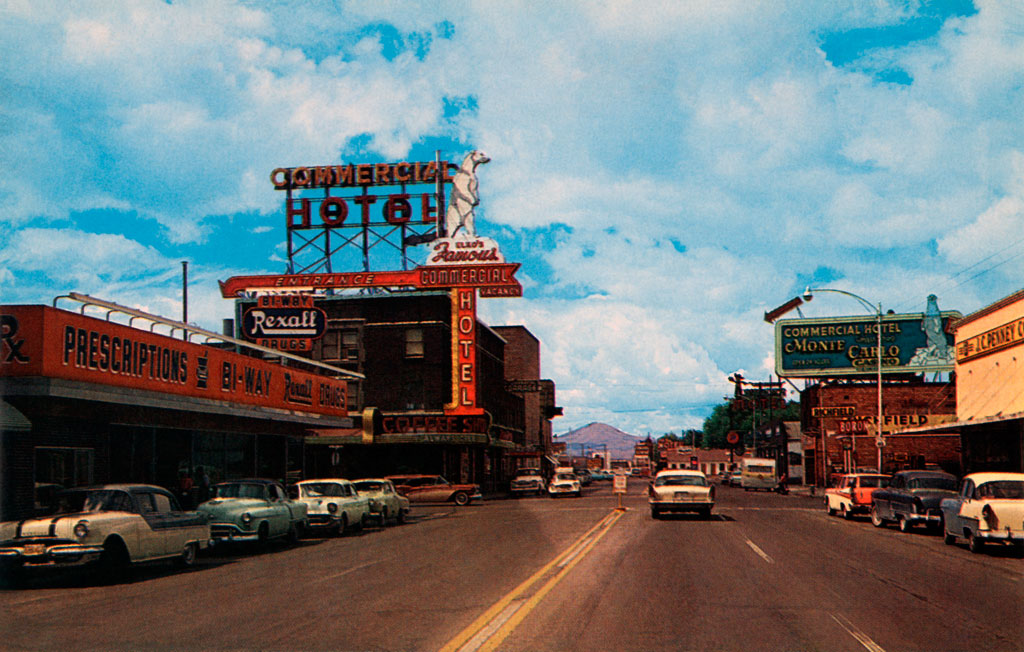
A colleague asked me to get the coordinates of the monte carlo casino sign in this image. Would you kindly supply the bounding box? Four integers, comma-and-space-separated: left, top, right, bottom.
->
219, 150, 520, 416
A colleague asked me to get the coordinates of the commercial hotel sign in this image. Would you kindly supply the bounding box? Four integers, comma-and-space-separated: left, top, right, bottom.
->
775, 311, 961, 378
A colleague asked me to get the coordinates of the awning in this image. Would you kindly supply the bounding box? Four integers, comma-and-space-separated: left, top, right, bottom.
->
306, 428, 367, 445
892, 410, 1024, 435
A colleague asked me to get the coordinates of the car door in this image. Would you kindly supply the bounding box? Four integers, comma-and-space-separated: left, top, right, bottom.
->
267, 483, 291, 536
133, 491, 170, 559
879, 475, 899, 519
947, 479, 973, 534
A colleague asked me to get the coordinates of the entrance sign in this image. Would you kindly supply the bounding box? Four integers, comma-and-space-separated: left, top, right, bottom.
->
775, 311, 961, 378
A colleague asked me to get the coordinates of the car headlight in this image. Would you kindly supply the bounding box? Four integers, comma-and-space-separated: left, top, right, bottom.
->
74, 520, 89, 538
328, 502, 338, 514
241, 512, 253, 525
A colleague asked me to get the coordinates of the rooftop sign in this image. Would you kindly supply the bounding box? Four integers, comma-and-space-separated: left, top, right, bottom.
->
775, 311, 961, 378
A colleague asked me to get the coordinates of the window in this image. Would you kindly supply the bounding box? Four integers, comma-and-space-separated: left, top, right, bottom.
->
405, 328, 424, 358
320, 331, 341, 360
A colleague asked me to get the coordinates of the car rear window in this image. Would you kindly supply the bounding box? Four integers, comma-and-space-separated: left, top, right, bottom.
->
655, 475, 708, 487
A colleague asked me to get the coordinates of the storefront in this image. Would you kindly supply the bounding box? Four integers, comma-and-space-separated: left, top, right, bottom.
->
0, 297, 356, 520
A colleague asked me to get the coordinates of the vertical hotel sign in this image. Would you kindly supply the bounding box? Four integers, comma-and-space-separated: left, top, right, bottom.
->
219, 151, 521, 419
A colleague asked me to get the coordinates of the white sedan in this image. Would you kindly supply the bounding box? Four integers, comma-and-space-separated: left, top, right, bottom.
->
547, 471, 582, 498
292, 479, 371, 536
941, 472, 1024, 553
649, 470, 715, 519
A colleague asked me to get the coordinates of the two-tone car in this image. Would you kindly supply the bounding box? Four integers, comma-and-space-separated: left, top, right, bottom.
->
941, 472, 1024, 553
547, 468, 582, 498
197, 479, 308, 546
648, 469, 715, 519
352, 478, 410, 525
870, 470, 958, 532
387, 475, 483, 506
291, 479, 371, 536
0, 484, 209, 579
509, 468, 546, 497
824, 472, 890, 519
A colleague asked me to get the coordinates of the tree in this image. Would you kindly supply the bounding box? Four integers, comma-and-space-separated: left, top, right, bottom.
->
702, 399, 801, 449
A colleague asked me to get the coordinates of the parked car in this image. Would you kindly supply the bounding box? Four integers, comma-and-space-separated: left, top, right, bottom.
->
0, 484, 209, 578
291, 479, 370, 536
352, 478, 410, 525
728, 472, 743, 487
575, 469, 594, 486
590, 470, 613, 482
870, 470, 958, 532
387, 475, 482, 506
509, 468, 546, 497
824, 473, 890, 519
649, 469, 715, 519
197, 479, 308, 546
547, 468, 582, 498
941, 472, 1024, 553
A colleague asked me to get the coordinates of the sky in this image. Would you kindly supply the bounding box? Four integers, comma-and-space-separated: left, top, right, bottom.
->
3, 0, 1023, 437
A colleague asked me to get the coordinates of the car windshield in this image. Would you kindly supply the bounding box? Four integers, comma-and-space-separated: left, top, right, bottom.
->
354, 481, 383, 492
655, 475, 708, 487
976, 480, 1024, 499
300, 482, 346, 497
555, 473, 576, 481
212, 483, 267, 499
55, 489, 134, 514
859, 476, 889, 488
909, 477, 957, 491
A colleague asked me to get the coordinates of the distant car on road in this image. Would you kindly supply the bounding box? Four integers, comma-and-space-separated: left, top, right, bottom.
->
548, 468, 582, 498
509, 468, 546, 497
648, 470, 715, 519
575, 469, 594, 486
870, 470, 958, 532
941, 472, 1024, 553
589, 470, 613, 482
824, 473, 890, 519
387, 475, 482, 506
291, 479, 371, 536
0, 484, 209, 578
198, 479, 307, 546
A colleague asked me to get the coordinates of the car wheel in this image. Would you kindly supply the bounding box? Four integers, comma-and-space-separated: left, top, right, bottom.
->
942, 519, 956, 545
968, 531, 985, 554
397, 509, 407, 525
825, 499, 835, 516
381, 507, 389, 526
286, 522, 299, 545
840, 504, 851, 520
337, 514, 348, 536
701, 508, 712, 520
257, 522, 270, 548
453, 491, 470, 506
897, 516, 912, 533
870, 506, 886, 528
651, 507, 661, 519
175, 542, 198, 568
99, 537, 131, 581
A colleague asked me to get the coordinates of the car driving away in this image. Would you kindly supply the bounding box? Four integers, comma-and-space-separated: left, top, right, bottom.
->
648, 469, 715, 519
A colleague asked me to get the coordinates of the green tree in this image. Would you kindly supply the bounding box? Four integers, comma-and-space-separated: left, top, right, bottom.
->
702, 400, 801, 449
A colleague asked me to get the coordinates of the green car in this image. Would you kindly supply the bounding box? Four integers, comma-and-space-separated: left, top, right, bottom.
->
197, 479, 307, 546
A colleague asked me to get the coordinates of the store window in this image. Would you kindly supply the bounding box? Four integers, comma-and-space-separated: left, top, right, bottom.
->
405, 328, 424, 358
34, 447, 94, 513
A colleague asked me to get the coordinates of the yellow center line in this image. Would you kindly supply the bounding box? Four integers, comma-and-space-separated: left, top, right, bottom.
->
438, 509, 625, 652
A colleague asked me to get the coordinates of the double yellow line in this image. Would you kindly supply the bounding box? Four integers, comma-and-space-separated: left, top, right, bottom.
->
439, 509, 626, 652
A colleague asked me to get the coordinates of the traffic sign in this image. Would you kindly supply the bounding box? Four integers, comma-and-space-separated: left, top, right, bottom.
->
613, 474, 627, 494
726, 431, 740, 445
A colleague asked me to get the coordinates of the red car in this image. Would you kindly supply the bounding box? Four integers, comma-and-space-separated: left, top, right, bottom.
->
824, 473, 890, 519
386, 475, 482, 506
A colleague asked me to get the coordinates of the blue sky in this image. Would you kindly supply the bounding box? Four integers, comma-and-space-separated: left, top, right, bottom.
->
3, 1, 1023, 436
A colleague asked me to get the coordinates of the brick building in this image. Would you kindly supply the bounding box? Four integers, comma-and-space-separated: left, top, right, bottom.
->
801, 380, 959, 485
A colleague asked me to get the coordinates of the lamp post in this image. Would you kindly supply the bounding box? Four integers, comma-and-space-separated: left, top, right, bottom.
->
802, 287, 884, 473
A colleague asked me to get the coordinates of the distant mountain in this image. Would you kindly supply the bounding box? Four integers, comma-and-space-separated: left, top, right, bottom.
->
554, 422, 644, 459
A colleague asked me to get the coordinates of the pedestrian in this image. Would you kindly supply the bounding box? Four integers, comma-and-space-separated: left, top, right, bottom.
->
178, 469, 194, 508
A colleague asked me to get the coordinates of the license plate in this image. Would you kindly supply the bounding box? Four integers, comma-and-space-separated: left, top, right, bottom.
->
24, 543, 46, 556
674, 493, 693, 501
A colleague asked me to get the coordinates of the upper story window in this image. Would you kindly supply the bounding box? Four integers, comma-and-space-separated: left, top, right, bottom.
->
406, 328, 424, 358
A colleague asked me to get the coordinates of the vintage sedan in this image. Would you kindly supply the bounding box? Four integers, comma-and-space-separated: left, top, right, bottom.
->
197, 479, 308, 546
649, 470, 715, 519
547, 469, 582, 498
387, 475, 482, 506
0, 484, 209, 577
292, 479, 371, 535
352, 478, 410, 525
509, 468, 546, 497
941, 472, 1024, 553
824, 472, 890, 519
870, 470, 958, 532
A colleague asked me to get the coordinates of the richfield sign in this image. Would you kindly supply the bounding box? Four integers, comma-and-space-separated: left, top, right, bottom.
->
775, 311, 961, 378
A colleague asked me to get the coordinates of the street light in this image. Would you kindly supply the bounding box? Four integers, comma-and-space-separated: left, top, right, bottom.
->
802, 287, 885, 473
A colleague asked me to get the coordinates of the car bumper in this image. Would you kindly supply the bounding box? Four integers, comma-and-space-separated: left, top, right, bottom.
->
209, 523, 261, 543
306, 514, 342, 529
905, 512, 943, 525
548, 486, 579, 495
650, 500, 714, 512
976, 529, 1024, 543
0, 543, 106, 567
510, 485, 543, 494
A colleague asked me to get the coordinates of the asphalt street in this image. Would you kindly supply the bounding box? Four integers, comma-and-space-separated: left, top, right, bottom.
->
1, 481, 1021, 651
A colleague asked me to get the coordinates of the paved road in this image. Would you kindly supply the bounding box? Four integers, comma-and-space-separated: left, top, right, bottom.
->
1, 482, 1021, 651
